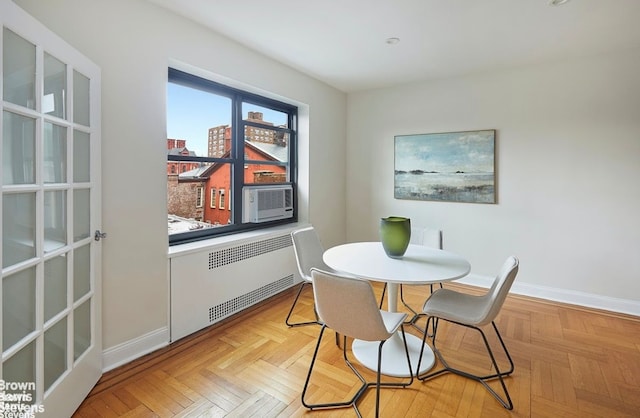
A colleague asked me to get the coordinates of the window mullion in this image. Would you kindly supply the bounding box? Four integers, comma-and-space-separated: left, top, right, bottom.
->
288, 113, 297, 190
231, 94, 244, 225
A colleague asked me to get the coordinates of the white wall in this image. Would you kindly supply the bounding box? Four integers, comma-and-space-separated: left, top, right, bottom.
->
347, 48, 640, 313
15, 0, 347, 356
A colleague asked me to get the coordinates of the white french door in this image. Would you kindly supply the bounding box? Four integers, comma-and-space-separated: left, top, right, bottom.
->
1, 1, 102, 417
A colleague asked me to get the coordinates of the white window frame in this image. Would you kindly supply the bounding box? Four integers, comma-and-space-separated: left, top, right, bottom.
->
218, 189, 225, 210
196, 186, 204, 208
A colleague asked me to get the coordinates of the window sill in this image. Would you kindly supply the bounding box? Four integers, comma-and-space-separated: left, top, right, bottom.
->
168, 222, 309, 259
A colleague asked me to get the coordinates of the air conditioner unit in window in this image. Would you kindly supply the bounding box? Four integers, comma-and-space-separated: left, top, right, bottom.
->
242, 184, 294, 223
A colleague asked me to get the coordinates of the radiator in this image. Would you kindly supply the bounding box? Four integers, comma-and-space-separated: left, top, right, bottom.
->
169, 231, 300, 342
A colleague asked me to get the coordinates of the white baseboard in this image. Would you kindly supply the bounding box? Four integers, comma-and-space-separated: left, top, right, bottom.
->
458, 274, 640, 317
102, 327, 169, 372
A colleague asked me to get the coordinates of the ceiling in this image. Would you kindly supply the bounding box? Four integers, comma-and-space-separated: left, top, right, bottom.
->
148, 0, 640, 93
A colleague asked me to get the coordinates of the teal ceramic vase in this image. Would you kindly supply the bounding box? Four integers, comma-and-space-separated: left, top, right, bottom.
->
379, 216, 411, 258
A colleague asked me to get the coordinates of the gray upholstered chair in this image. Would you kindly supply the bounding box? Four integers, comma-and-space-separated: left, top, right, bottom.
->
301, 268, 413, 417
287, 226, 332, 327
416, 256, 520, 409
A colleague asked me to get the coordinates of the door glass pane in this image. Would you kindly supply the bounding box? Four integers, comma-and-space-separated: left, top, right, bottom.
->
2, 267, 36, 351
73, 189, 90, 241
43, 52, 67, 118
44, 122, 67, 183
73, 70, 90, 126
2, 341, 36, 396
44, 318, 68, 391
73, 244, 90, 302
2, 111, 36, 185
74, 299, 91, 360
73, 130, 90, 182
2, 28, 36, 109
44, 254, 68, 322
2, 192, 36, 268
44, 190, 67, 252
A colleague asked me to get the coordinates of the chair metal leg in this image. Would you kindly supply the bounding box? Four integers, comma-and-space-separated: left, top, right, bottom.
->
399, 282, 443, 333
301, 324, 413, 417
416, 317, 515, 410
382, 282, 443, 315
379, 283, 387, 309
285, 281, 320, 327
302, 325, 367, 412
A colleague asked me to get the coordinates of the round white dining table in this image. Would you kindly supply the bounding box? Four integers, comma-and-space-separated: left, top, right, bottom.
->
323, 241, 471, 377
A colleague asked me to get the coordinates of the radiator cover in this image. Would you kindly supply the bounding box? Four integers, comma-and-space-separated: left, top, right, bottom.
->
170, 233, 299, 342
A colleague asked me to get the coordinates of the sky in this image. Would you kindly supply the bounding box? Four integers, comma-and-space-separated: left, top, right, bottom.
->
166, 83, 287, 157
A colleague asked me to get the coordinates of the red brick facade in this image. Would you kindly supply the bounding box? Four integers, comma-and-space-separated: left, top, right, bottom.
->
202, 144, 286, 225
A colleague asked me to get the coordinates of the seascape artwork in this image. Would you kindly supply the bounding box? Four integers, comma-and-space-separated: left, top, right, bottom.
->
394, 130, 496, 203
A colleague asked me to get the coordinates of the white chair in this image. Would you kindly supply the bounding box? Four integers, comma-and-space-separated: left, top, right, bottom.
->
379, 227, 443, 326
416, 256, 520, 410
301, 268, 413, 417
287, 226, 331, 327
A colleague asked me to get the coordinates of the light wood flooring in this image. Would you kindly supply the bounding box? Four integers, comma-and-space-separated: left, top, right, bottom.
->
73, 282, 640, 417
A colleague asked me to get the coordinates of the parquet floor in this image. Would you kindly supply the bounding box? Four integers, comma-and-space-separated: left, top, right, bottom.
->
73, 282, 640, 417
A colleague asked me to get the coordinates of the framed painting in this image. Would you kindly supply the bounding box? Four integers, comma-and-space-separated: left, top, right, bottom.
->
394, 129, 496, 203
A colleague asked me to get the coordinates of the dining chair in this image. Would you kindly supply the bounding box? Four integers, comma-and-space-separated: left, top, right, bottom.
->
301, 268, 413, 418
415, 256, 520, 410
379, 227, 443, 323
287, 226, 331, 327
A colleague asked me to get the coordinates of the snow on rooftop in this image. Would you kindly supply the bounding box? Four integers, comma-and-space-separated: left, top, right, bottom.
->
168, 215, 216, 235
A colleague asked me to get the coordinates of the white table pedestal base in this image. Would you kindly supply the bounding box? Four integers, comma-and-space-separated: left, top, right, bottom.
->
351, 332, 434, 378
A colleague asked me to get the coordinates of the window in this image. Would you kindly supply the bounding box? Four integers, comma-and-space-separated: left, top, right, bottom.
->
195, 186, 204, 208
218, 189, 225, 210
166, 68, 297, 244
